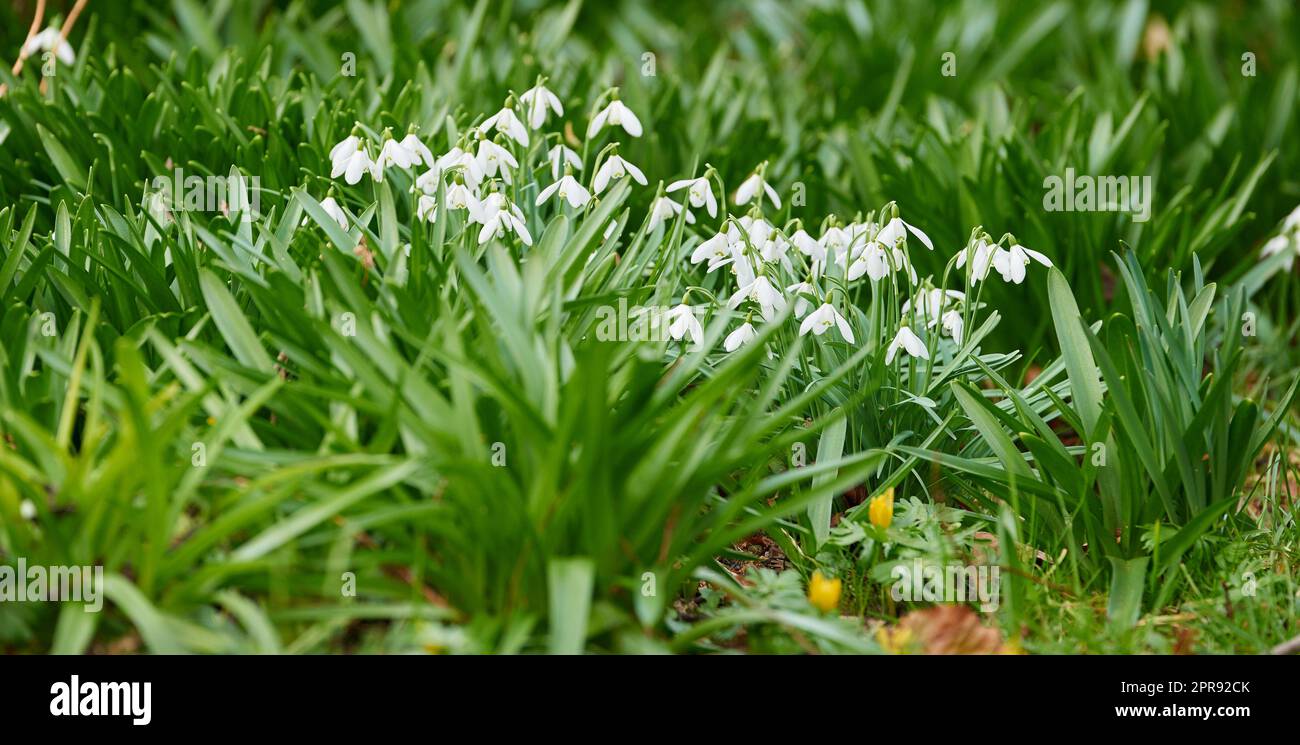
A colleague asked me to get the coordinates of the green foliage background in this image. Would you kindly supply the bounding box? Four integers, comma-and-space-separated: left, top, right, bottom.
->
0, 0, 1296, 653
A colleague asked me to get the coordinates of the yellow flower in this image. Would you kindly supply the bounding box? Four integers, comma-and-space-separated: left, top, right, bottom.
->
876, 626, 915, 654
807, 570, 842, 613
868, 487, 894, 530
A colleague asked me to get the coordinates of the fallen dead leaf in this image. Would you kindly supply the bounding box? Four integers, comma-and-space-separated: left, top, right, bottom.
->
877, 605, 1020, 654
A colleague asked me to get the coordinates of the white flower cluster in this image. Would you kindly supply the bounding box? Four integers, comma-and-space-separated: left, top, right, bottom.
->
319, 80, 659, 248
956, 235, 1053, 285
309, 76, 1053, 365
687, 197, 949, 359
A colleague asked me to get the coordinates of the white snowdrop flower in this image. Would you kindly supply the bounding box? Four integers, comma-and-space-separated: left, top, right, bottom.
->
848, 240, 916, 283
746, 221, 789, 263
876, 214, 934, 251
847, 241, 890, 281
477, 196, 532, 246
592, 154, 647, 194
885, 325, 929, 365
991, 241, 1052, 284
846, 222, 876, 258
375, 135, 418, 172
735, 169, 781, 209
142, 189, 171, 239
437, 146, 485, 189
1284, 204, 1300, 232
520, 82, 564, 129
903, 288, 965, 326
536, 173, 591, 209
319, 196, 348, 229
724, 322, 757, 352
733, 216, 767, 251
336, 147, 375, 185
1260, 205, 1300, 270
956, 238, 996, 283
816, 226, 852, 274
445, 181, 480, 215
941, 309, 964, 346
399, 133, 436, 169
604, 221, 620, 240
19, 499, 37, 520
820, 225, 850, 255
329, 134, 361, 174
690, 232, 733, 271
791, 229, 824, 263
766, 234, 792, 264
24, 27, 75, 65
547, 144, 583, 180
666, 177, 718, 218
665, 304, 704, 345
588, 97, 643, 138
416, 194, 438, 223
476, 139, 519, 183
481, 104, 529, 146
647, 197, 694, 231
1260, 234, 1295, 270
786, 282, 817, 318
799, 303, 854, 344
731, 245, 757, 288
414, 168, 442, 195
474, 192, 512, 224
728, 275, 786, 320
330, 134, 375, 184
478, 210, 532, 245
733, 215, 759, 239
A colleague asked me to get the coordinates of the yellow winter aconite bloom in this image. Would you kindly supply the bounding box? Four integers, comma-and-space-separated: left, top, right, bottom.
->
869, 487, 895, 529
876, 626, 915, 654
807, 571, 842, 612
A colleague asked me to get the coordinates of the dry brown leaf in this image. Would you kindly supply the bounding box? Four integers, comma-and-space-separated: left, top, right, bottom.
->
877, 605, 1020, 655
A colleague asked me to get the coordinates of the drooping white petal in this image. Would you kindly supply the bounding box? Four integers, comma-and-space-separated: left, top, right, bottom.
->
536, 181, 562, 206
586, 107, 610, 138
904, 220, 934, 250
941, 310, 964, 345
622, 158, 647, 185
763, 181, 782, 209
1020, 245, 1053, 266
834, 309, 855, 344
735, 174, 761, 205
